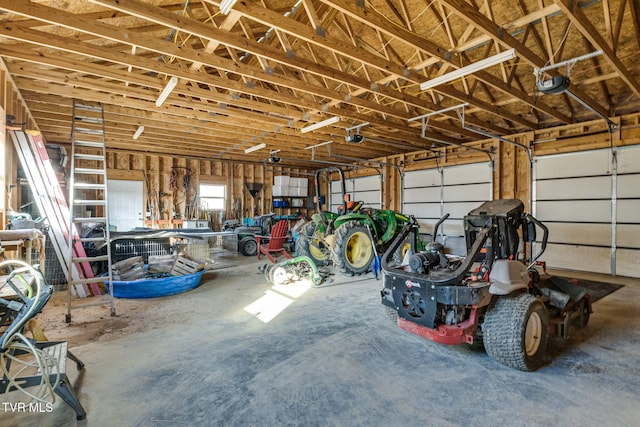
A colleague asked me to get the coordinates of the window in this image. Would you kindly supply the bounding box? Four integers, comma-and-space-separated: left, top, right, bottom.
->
199, 184, 226, 210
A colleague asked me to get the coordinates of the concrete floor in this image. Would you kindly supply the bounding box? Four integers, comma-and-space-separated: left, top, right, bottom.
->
3, 255, 640, 427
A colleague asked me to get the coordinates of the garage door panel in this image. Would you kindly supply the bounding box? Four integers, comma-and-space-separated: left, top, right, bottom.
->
536, 200, 611, 222
535, 148, 640, 277
402, 203, 442, 219
351, 176, 380, 192
443, 183, 491, 202
618, 146, 640, 173
541, 244, 611, 274
618, 174, 640, 198
617, 200, 640, 223
441, 222, 465, 236
357, 192, 381, 206
617, 224, 640, 248
616, 249, 640, 278
442, 201, 482, 220
536, 176, 611, 200
404, 186, 440, 203
535, 150, 610, 179
404, 169, 440, 187
546, 223, 611, 246
443, 163, 491, 185
330, 193, 344, 206
332, 176, 382, 210
403, 163, 490, 248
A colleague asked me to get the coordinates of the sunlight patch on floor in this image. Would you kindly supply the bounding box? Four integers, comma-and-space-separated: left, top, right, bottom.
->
243, 278, 312, 323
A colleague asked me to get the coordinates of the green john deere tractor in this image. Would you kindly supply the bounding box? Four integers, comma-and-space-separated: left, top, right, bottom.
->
296, 167, 415, 276
330, 205, 412, 276
296, 167, 347, 267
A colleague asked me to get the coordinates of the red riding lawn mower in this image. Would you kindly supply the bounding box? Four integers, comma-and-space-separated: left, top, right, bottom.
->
380, 199, 592, 371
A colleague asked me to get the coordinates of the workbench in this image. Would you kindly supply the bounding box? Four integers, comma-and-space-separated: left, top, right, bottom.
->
0, 229, 46, 264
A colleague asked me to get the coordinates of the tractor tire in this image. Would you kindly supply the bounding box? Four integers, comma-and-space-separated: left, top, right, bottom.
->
296, 222, 330, 266
392, 235, 412, 267
332, 221, 374, 276
239, 236, 258, 256
482, 293, 549, 371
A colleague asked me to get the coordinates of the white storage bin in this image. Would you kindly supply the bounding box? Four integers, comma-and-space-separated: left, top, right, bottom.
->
272, 185, 288, 196
274, 175, 290, 186
298, 177, 308, 188
289, 177, 300, 187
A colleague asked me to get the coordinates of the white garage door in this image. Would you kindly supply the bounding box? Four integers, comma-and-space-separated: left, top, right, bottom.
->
330, 174, 382, 210
402, 162, 493, 255
534, 146, 640, 278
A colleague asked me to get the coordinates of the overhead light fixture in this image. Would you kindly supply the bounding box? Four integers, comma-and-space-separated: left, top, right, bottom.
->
420, 48, 516, 91
155, 76, 178, 107
244, 142, 266, 154
219, 0, 238, 15
300, 116, 340, 134
132, 125, 144, 140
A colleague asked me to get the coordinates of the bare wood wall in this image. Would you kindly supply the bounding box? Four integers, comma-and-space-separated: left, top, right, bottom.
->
1, 62, 40, 229
105, 151, 313, 225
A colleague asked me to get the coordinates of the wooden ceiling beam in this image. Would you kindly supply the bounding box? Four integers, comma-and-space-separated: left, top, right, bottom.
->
89, 0, 531, 131
553, 0, 640, 98
437, 0, 613, 120
630, 0, 640, 50
0, 26, 426, 138
0, 3, 482, 141
318, 0, 563, 126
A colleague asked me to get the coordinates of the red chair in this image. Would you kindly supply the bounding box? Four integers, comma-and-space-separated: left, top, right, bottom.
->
256, 220, 292, 263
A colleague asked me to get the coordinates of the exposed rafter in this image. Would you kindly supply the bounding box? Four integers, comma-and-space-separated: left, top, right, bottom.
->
0, 0, 634, 163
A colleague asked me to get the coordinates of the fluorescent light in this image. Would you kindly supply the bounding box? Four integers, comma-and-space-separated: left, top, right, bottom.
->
300, 116, 340, 134
244, 142, 266, 153
219, 0, 238, 14
132, 125, 144, 140
420, 49, 516, 91
155, 76, 178, 107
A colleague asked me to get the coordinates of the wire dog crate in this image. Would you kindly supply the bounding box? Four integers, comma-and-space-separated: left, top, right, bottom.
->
111, 238, 172, 264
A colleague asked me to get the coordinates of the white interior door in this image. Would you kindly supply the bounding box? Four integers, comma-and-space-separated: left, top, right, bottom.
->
107, 179, 144, 231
